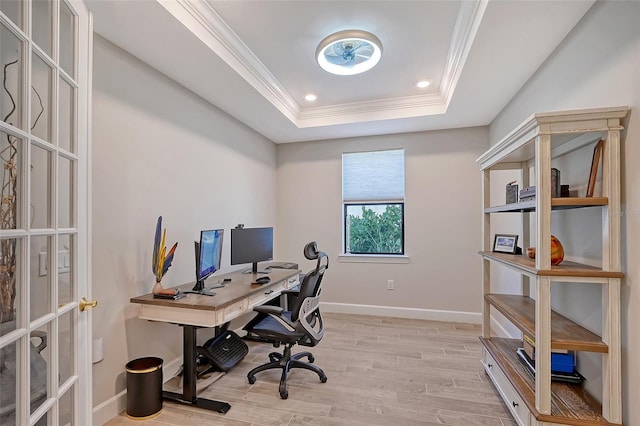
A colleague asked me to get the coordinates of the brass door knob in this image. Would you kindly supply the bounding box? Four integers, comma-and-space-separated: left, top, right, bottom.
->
79, 297, 98, 312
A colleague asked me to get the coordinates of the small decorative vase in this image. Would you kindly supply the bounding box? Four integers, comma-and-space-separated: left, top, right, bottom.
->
152, 281, 164, 295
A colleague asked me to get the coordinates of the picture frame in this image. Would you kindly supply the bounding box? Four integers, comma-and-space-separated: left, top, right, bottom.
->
586, 139, 604, 197
493, 234, 519, 254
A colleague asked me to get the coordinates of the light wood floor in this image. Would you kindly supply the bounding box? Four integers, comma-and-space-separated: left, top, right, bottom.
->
105, 313, 516, 426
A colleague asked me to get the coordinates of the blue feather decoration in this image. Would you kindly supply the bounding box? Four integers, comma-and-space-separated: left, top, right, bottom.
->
152, 216, 162, 275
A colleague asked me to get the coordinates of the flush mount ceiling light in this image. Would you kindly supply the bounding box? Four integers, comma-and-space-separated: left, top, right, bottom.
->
316, 30, 383, 76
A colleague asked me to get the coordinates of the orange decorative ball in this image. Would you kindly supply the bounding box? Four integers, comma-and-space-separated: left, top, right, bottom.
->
550, 235, 564, 265
526, 237, 564, 265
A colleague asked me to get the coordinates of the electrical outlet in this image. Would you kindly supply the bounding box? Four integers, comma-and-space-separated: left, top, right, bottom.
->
387, 280, 394, 290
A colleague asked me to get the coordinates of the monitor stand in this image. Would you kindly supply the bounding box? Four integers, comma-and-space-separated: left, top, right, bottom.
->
242, 262, 270, 274
182, 279, 218, 297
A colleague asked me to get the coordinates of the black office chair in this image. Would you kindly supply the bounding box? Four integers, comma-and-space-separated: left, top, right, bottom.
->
244, 241, 328, 399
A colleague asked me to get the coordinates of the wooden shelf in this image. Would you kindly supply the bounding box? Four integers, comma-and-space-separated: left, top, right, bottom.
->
484, 197, 608, 213
477, 107, 626, 425
485, 294, 607, 353
480, 337, 617, 426
479, 251, 624, 278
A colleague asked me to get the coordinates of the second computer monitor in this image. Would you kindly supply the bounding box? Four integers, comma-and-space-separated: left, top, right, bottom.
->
231, 227, 273, 274
193, 229, 224, 292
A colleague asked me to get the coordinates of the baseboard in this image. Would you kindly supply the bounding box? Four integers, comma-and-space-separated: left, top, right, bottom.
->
92, 356, 182, 425
321, 302, 481, 324
92, 389, 126, 426
490, 314, 519, 339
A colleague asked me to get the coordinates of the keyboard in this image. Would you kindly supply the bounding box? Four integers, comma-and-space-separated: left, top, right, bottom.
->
268, 262, 297, 269
196, 331, 248, 372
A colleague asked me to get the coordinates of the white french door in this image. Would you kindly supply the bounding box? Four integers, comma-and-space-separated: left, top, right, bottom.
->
0, 0, 91, 425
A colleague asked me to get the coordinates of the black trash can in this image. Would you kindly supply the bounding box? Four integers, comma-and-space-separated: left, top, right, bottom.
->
125, 357, 163, 420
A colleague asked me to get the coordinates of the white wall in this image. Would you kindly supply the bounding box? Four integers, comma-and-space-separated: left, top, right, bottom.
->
489, 1, 639, 422
91, 36, 277, 410
276, 127, 488, 319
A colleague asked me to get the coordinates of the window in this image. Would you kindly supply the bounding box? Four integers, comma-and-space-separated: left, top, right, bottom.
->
342, 149, 405, 255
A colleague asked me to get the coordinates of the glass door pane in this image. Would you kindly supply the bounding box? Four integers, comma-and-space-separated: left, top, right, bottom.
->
29, 324, 50, 416
31, 53, 52, 141
0, 130, 21, 230
32, 0, 52, 57
0, 23, 24, 130
58, 386, 74, 425
30, 235, 52, 321
59, 1, 75, 78
0, 338, 19, 424
58, 234, 72, 306
31, 143, 52, 229
58, 156, 73, 228
0, 237, 20, 331
58, 76, 75, 152
58, 309, 74, 385
0, 0, 23, 30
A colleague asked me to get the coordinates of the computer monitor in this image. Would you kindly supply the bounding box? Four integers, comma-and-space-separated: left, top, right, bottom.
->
190, 229, 224, 295
231, 227, 273, 274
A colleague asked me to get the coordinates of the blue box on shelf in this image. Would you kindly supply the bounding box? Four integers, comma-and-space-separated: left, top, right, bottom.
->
551, 352, 575, 374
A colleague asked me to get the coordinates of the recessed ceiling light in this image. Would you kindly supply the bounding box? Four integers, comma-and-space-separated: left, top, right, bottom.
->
305, 94, 317, 102
416, 80, 431, 89
316, 30, 383, 76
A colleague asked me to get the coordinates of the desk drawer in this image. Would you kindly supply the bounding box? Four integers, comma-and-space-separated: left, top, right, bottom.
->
482, 348, 530, 426
216, 299, 248, 324
248, 286, 282, 308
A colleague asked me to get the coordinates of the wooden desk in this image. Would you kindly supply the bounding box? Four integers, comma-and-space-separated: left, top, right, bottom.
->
130, 268, 300, 413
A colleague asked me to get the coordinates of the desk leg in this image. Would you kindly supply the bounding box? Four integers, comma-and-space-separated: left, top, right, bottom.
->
162, 324, 231, 414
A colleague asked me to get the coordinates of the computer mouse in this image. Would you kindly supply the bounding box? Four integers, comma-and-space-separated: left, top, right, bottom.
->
255, 276, 271, 285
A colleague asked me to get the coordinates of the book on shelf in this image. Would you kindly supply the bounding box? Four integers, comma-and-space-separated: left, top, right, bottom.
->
519, 186, 536, 200
518, 169, 562, 201
523, 336, 535, 359
516, 348, 585, 384
522, 334, 574, 374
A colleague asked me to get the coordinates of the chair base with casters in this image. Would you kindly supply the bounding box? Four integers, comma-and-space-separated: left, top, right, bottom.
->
247, 342, 327, 399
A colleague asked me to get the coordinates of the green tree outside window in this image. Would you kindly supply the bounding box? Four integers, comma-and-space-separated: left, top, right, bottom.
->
345, 204, 404, 254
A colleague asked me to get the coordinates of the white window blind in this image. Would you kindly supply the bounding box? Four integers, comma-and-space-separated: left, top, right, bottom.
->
342, 149, 405, 201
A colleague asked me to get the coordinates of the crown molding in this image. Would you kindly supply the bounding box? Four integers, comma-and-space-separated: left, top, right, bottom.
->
297, 93, 447, 127
159, 0, 301, 122
440, 0, 488, 105
160, 0, 485, 129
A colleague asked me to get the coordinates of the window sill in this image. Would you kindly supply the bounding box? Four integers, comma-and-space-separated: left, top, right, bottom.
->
338, 254, 410, 264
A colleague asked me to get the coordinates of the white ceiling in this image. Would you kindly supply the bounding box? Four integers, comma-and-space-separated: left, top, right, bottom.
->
86, 0, 595, 143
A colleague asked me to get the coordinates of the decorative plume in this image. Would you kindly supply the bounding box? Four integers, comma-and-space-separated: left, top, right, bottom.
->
152, 216, 177, 282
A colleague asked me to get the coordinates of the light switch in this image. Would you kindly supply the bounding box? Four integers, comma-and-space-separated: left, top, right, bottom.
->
38, 251, 71, 276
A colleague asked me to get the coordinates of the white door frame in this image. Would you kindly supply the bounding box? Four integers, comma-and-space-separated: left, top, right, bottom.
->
73, 0, 92, 423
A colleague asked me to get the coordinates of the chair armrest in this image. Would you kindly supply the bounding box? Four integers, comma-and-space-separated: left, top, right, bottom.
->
253, 305, 284, 315
252, 305, 297, 331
